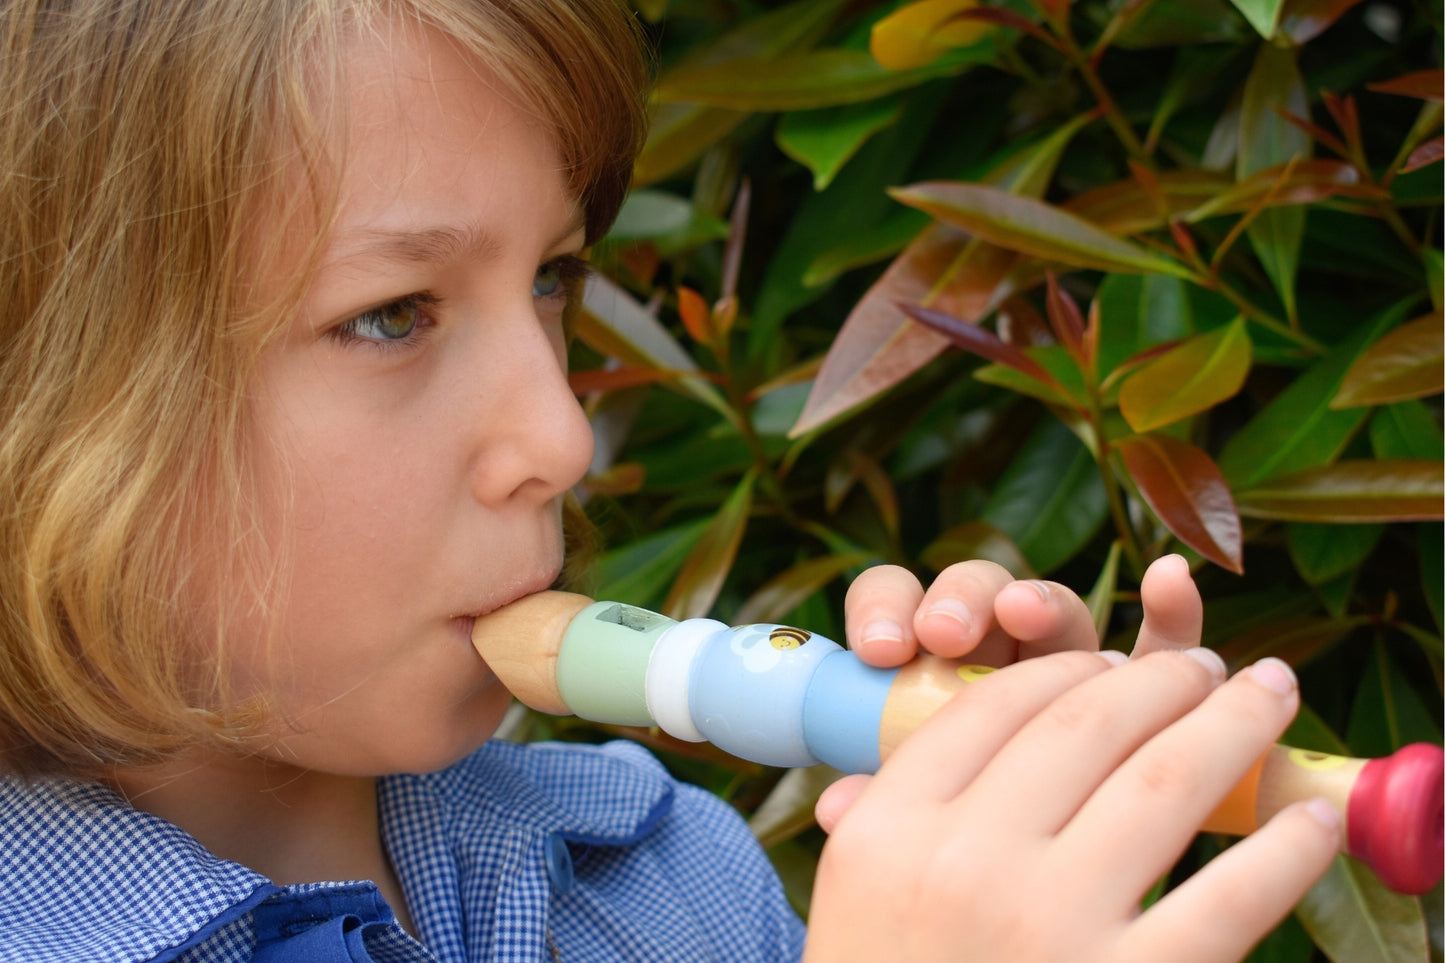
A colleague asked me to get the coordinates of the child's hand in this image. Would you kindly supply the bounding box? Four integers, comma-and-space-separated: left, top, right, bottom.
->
844, 554, 1201, 668
804, 648, 1340, 963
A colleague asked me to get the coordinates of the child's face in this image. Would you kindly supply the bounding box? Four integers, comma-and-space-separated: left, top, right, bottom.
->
236, 19, 594, 775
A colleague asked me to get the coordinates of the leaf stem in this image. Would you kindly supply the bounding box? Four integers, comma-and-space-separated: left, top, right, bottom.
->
1194, 273, 1328, 355
1055, 31, 1148, 165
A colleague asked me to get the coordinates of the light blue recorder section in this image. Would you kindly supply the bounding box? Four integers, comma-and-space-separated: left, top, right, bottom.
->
801, 650, 895, 774
688, 623, 839, 768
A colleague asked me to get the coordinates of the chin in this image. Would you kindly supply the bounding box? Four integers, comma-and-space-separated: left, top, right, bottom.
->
388, 688, 513, 775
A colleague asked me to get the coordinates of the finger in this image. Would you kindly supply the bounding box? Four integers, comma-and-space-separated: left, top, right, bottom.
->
1056, 657, 1302, 902
1121, 799, 1340, 963
957, 648, 1229, 836
844, 564, 924, 667
912, 559, 1016, 659
859, 649, 1121, 808
993, 578, 1100, 661
1130, 554, 1203, 657
815, 773, 872, 833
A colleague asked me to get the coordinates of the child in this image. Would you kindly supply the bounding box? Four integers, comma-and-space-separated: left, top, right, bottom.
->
0, 1, 1340, 960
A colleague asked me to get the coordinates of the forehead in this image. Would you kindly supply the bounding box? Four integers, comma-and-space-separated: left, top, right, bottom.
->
325, 16, 576, 240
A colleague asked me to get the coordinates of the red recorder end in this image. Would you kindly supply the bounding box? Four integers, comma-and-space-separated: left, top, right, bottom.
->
1347, 742, 1443, 895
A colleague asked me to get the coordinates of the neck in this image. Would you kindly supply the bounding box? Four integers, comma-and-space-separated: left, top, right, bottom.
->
107, 750, 414, 932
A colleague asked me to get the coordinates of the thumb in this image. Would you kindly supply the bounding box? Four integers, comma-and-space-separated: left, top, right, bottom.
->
815, 773, 874, 833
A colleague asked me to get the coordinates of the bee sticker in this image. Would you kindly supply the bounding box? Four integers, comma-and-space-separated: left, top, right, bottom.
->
1288, 748, 1349, 771
769, 626, 811, 650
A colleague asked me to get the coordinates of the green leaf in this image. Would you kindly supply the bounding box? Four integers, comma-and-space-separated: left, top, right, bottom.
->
776, 97, 904, 190
919, 520, 1037, 579
1420, 524, 1443, 633
1248, 913, 1318, 963
1216, 614, 1365, 673
1185, 160, 1386, 222
786, 111, 1095, 435
609, 189, 697, 239
634, 0, 852, 185
890, 182, 1193, 277
1116, 434, 1244, 573
1348, 640, 1442, 759
980, 419, 1109, 574
655, 48, 974, 111
973, 359, 1085, 408
1094, 273, 1198, 376
634, 104, 750, 187
735, 552, 873, 625
1297, 856, 1430, 963
1239, 45, 1311, 322
1423, 248, 1443, 312
1113, 0, 1250, 46
595, 519, 712, 608
1088, 540, 1123, 641
1236, 459, 1445, 522
1287, 522, 1384, 585
578, 274, 732, 419
1283, 701, 1352, 755
1371, 402, 1445, 461
662, 470, 757, 620
1119, 318, 1252, 432
801, 209, 930, 286
1333, 314, 1445, 409
1218, 302, 1405, 489
1228, 0, 1286, 39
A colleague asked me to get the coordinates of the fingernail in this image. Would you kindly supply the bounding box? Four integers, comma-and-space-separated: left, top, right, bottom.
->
1096, 649, 1129, 667
1303, 797, 1341, 832
1023, 580, 1051, 602
921, 598, 974, 635
1159, 553, 1188, 573
1184, 646, 1227, 679
858, 619, 903, 651
1249, 657, 1297, 694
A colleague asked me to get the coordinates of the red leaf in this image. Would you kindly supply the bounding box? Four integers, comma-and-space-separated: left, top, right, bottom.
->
1279, 0, 1366, 45
900, 302, 1062, 390
569, 365, 715, 395
1045, 273, 1087, 365
677, 286, 712, 343
1321, 92, 1361, 153
1116, 434, 1244, 573
1235, 459, 1445, 522
954, 6, 1059, 47
1403, 137, 1444, 174
1367, 69, 1445, 102
790, 224, 1026, 436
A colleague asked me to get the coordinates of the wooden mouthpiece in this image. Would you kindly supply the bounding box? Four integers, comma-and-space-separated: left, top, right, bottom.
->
470, 590, 592, 715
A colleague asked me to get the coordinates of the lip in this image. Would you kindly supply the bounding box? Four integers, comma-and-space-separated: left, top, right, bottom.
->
453, 567, 563, 636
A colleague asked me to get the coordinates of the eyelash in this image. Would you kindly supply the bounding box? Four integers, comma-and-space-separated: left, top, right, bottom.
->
328, 254, 593, 353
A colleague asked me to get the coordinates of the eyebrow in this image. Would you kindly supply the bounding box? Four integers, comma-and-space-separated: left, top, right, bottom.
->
324, 209, 587, 269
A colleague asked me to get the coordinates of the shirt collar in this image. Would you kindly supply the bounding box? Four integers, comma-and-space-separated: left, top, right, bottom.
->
0, 775, 273, 962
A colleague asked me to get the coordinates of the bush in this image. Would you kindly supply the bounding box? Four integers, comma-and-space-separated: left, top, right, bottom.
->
544, 0, 1443, 958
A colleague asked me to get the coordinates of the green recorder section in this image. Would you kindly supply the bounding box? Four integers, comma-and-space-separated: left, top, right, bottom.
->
555, 601, 678, 725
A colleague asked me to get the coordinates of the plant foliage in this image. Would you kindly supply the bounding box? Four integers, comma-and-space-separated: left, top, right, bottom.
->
536, 0, 1444, 958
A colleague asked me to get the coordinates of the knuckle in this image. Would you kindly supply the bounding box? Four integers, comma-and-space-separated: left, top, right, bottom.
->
1130, 752, 1198, 801
1039, 687, 1116, 742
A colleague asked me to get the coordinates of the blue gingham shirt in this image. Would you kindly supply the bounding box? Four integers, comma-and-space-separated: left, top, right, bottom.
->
0, 739, 807, 961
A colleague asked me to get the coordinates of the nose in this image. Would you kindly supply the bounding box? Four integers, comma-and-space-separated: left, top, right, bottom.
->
466, 308, 594, 508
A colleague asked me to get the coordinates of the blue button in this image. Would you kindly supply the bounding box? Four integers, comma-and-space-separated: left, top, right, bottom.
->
544, 832, 574, 895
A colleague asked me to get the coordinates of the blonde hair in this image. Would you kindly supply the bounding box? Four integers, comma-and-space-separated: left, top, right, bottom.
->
0, 0, 646, 777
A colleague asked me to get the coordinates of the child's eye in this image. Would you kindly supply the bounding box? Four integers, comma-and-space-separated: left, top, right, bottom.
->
333, 293, 437, 347
534, 255, 592, 300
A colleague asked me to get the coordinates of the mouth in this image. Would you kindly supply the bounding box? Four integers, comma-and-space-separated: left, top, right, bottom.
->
452, 568, 564, 638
